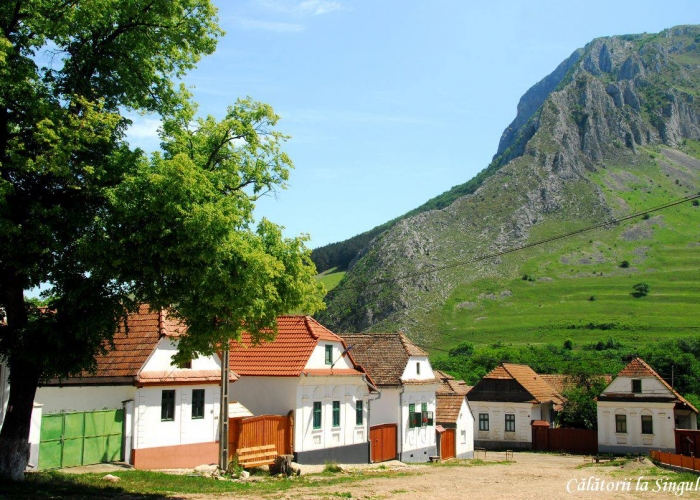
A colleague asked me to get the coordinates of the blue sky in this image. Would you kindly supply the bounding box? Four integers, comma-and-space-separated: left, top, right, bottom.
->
128, 0, 699, 249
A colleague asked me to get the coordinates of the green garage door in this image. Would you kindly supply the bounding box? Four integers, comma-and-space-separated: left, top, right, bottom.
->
39, 409, 123, 469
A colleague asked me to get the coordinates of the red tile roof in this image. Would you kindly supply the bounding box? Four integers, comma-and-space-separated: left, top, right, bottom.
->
42, 304, 229, 386
228, 316, 361, 377
610, 357, 698, 413
436, 394, 465, 424
137, 369, 230, 385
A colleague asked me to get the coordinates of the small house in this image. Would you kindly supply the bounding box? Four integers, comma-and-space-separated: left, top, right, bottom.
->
434, 370, 474, 459
597, 357, 698, 454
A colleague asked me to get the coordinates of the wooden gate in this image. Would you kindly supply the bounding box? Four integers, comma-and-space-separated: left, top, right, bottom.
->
675, 429, 700, 456
440, 429, 456, 459
531, 424, 597, 455
39, 409, 123, 469
229, 413, 293, 456
370, 423, 397, 463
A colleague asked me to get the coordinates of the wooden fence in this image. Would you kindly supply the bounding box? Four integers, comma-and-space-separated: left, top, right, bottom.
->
531, 425, 598, 455
650, 450, 700, 472
229, 413, 293, 457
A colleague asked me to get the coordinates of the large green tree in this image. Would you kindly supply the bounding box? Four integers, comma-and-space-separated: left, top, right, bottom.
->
0, 0, 323, 481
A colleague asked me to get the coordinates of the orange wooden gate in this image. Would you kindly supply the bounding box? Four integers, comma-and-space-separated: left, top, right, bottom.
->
440, 429, 456, 459
229, 413, 293, 456
370, 424, 397, 463
531, 423, 597, 455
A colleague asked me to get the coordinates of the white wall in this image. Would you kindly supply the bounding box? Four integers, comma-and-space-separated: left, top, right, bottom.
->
470, 401, 534, 444
35, 385, 135, 413
602, 376, 673, 400
370, 387, 400, 427
296, 375, 369, 453
133, 384, 219, 449
305, 341, 352, 370
456, 398, 475, 458
401, 356, 434, 381
141, 338, 221, 371
597, 401, 677, 452
401, 386, 437, 459
230, 376, 298, 416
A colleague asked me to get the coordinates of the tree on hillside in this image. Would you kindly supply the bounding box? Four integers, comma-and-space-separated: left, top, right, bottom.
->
0, 0, 323, 481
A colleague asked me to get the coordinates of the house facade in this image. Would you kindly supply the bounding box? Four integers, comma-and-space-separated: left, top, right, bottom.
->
340, 333, 440, 463
434, 370, 474, 459
467, 363, 564, 450
228, 316, 376, 465
34, 305, 232, 469
597, 357, 698, 454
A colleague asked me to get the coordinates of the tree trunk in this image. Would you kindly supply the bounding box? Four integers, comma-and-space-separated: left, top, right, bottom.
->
0, 359, 39, 481
0, 278, 36, 482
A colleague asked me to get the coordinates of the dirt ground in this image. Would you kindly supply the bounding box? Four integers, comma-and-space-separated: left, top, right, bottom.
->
186, 452, 700, 500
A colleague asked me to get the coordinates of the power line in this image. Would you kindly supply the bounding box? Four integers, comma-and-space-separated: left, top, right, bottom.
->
339, 194, 700, 291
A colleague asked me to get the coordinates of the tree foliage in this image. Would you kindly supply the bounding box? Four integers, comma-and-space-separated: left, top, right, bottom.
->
0, 0, 323, 480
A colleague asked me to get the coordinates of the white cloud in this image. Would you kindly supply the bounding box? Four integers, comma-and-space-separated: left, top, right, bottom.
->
298, 0, 342, 16
238, 17, 305, 32
256, 0, 343, 17
125, 115, 162, 152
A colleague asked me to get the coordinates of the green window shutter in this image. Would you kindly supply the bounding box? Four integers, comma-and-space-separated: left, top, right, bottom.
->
356, 400, 363, 426
192, 389, 205, 419
332, 400, 340, 427
409, 403, 415, 428
313, 402, 322, 429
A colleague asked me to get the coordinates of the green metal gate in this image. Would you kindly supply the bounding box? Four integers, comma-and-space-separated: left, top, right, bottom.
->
39, 409, 123, 469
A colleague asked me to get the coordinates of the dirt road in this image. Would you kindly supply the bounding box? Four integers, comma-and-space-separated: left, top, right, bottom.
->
189, 452, 700, 500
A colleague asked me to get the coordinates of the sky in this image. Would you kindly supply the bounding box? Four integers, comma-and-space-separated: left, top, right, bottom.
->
127, 0, 700, 249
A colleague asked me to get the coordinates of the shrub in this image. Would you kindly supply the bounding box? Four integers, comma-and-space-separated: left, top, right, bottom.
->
693, 200, 699, 207
632, 282, 650, 297
620, 260, 630, 268
324, 461, 343, 473
564, 339, 574, 350
588, 296, 596, 301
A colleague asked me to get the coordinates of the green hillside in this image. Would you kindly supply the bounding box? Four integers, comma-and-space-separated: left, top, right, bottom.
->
432, 144, 700, 351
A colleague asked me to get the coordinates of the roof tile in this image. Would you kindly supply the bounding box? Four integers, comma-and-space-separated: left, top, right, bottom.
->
339, 333, 423, 386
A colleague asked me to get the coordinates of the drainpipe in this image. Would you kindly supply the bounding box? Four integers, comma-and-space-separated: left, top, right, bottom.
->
398, 386, 405, 462
363, 375, 381, 463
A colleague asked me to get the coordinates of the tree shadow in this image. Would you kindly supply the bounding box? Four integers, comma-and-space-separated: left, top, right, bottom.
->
0, 473, 185, 500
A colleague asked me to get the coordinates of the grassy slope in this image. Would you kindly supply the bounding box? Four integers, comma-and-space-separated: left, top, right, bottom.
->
316, 267, 347, 293
427, 143, 700, 352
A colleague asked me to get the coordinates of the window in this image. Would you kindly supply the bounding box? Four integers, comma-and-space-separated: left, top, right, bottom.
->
632, 379, 642, 393
479, 413, 489, 431
332, 400, 340, 427
191, 389, 205, 419
356, 400, 363, 426
313, 402, 322, 429
325, 345, 333, 365
421, 402, 433, 426
615, 414, 627, 433
505, 413, 516, 432
409, 403, 421, 428
641, 415, 653, 434
416, 362, 421, 375
161, 390, 175, 421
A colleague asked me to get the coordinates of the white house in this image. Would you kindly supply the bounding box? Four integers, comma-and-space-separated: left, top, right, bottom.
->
434, 370, 474, 459
467, 363, 564, 450
228, 316, 376, 464
340, 333, 440, 463
34, 304, 233, 469
597, 357, 698, 454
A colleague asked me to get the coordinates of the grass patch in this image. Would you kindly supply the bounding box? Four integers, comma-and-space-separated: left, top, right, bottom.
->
316, 266, 347, 292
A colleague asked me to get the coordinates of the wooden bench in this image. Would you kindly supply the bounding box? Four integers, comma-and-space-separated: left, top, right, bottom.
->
594, 455, 615, 464
235, 445, 278, 468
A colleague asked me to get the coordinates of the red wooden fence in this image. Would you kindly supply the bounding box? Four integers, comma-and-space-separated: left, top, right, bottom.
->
440, 429, 456, 459
651, 450, 700, 472
229, 413, 293, 456
531, 425, 598, 455
370, 424, 397, 463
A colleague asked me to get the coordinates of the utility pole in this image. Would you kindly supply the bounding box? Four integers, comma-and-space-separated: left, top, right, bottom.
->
219, 347, 230, 471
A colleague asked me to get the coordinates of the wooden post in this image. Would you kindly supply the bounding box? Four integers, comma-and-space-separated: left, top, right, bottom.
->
219, 347, 230, 470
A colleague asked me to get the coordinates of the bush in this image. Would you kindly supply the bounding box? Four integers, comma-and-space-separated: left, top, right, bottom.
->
620, 260, 630, 268
564, 339, 573, 350
632, 282, 650, 297
588, 296, 596, 301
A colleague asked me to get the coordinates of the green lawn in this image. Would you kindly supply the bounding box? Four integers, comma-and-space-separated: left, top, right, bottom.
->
316, 266, 347, 292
